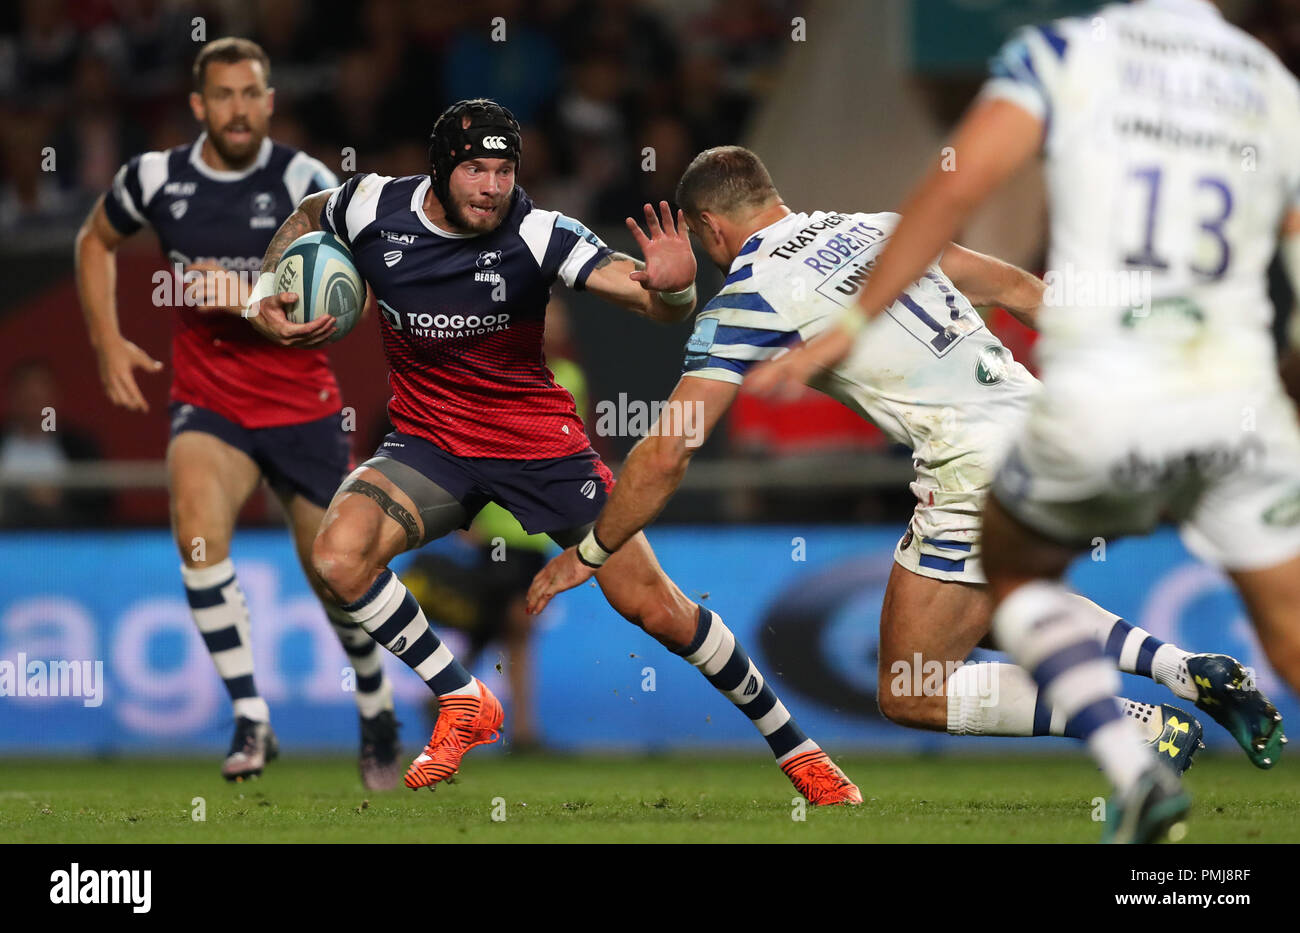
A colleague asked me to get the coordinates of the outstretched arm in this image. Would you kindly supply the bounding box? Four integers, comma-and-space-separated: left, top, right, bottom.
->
583, 201, 698, 323
242, 188, 338, 346
526, 375, 737, 613
939, 242, 1045, 330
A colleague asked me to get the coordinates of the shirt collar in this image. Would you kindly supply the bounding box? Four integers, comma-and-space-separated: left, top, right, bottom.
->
188, 132, 273, 182
732, 212, 802, 271
410, 176, 477, 238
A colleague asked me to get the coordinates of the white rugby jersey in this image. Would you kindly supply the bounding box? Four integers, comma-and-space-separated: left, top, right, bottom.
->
683, 210, 1036, 459
981, 0, 1300, 377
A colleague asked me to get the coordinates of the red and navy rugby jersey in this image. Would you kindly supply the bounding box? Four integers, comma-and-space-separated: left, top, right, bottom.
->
103, 134, 340, 428
320, 174, 612, 458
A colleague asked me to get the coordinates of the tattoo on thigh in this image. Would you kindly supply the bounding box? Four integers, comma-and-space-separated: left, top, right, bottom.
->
342, 479, 421, 550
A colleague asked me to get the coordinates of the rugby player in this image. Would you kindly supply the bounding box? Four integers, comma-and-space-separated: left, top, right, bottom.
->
528, 145, 1281, 779
74, 38, 402, 788
750, 0, 1300, 841
241, 99, 860, 804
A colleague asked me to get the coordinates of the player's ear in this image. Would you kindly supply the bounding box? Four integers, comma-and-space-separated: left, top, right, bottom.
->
265, 86, 275, 117
701, 212, 724, 245
188, 91, 205, 124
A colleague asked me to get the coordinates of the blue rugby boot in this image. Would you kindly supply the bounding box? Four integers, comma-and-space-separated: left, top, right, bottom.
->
1187, 654, 1286, 769
1102, 764, 1191, 844
1146, 704, 1204, 775
1123, 700, 1204, 775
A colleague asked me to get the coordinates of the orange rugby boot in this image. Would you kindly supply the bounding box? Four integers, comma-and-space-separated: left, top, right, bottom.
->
404, 679, 503, 790
781, 748, 863, 805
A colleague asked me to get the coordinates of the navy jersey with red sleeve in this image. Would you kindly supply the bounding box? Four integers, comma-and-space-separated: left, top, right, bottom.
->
103, 133, 341, 429
320, 174, 613, 459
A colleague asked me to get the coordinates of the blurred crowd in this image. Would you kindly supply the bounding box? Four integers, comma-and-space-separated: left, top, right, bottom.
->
1246, 0, 1300, 76
0, 0, 798, 234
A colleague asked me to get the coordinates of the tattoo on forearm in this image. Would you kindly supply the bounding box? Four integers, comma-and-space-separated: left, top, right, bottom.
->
261, 209, 314, 275
594, 252, 644, 271
341, 478, 421, 550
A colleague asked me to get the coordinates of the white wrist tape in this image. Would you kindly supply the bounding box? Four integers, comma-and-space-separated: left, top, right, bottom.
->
576, 529, 613, 569
658, 283, 696, 306
243, 272, 276, 319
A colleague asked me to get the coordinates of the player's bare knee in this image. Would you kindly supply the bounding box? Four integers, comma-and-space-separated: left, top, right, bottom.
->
877, 686, 934, 729
611, 584, 684, 646
640, 597, 696, 649
311, 532, 368, 605
636, 601, 675, 642
604, 584, 655, 633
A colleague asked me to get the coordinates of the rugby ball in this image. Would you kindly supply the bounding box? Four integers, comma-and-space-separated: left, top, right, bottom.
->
274, 231, 364, 342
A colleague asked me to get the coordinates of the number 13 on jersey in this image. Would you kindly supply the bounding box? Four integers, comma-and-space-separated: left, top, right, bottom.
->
1123, 165, 1233, 282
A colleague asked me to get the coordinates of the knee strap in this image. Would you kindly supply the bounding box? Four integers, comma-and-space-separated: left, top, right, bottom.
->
361, 456, 468, 546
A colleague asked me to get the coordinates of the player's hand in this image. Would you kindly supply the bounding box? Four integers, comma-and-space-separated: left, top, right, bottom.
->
184, 261, 248, 315
96, 337, 163, 413
626, 201, 696, 292
243, 291, 336, 347
744, 322, 856, 401
526, 546, 597, 615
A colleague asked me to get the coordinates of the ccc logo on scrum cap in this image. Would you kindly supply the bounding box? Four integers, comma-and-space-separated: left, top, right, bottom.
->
482, 136, 508, 149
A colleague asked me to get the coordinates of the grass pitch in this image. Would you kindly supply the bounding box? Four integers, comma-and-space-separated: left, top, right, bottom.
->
2, 752, 1298, 843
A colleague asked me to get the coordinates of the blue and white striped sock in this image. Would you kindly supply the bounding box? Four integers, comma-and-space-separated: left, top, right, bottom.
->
945, 662, 1161, 741
994, 582, 1150, 793
674, 607, 816, 764
339, 569, 477, 698
181, 558, 269, 723
325, 606, 394, 718
1032, 692, 1162, 741
1071, 596, 1196, 700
